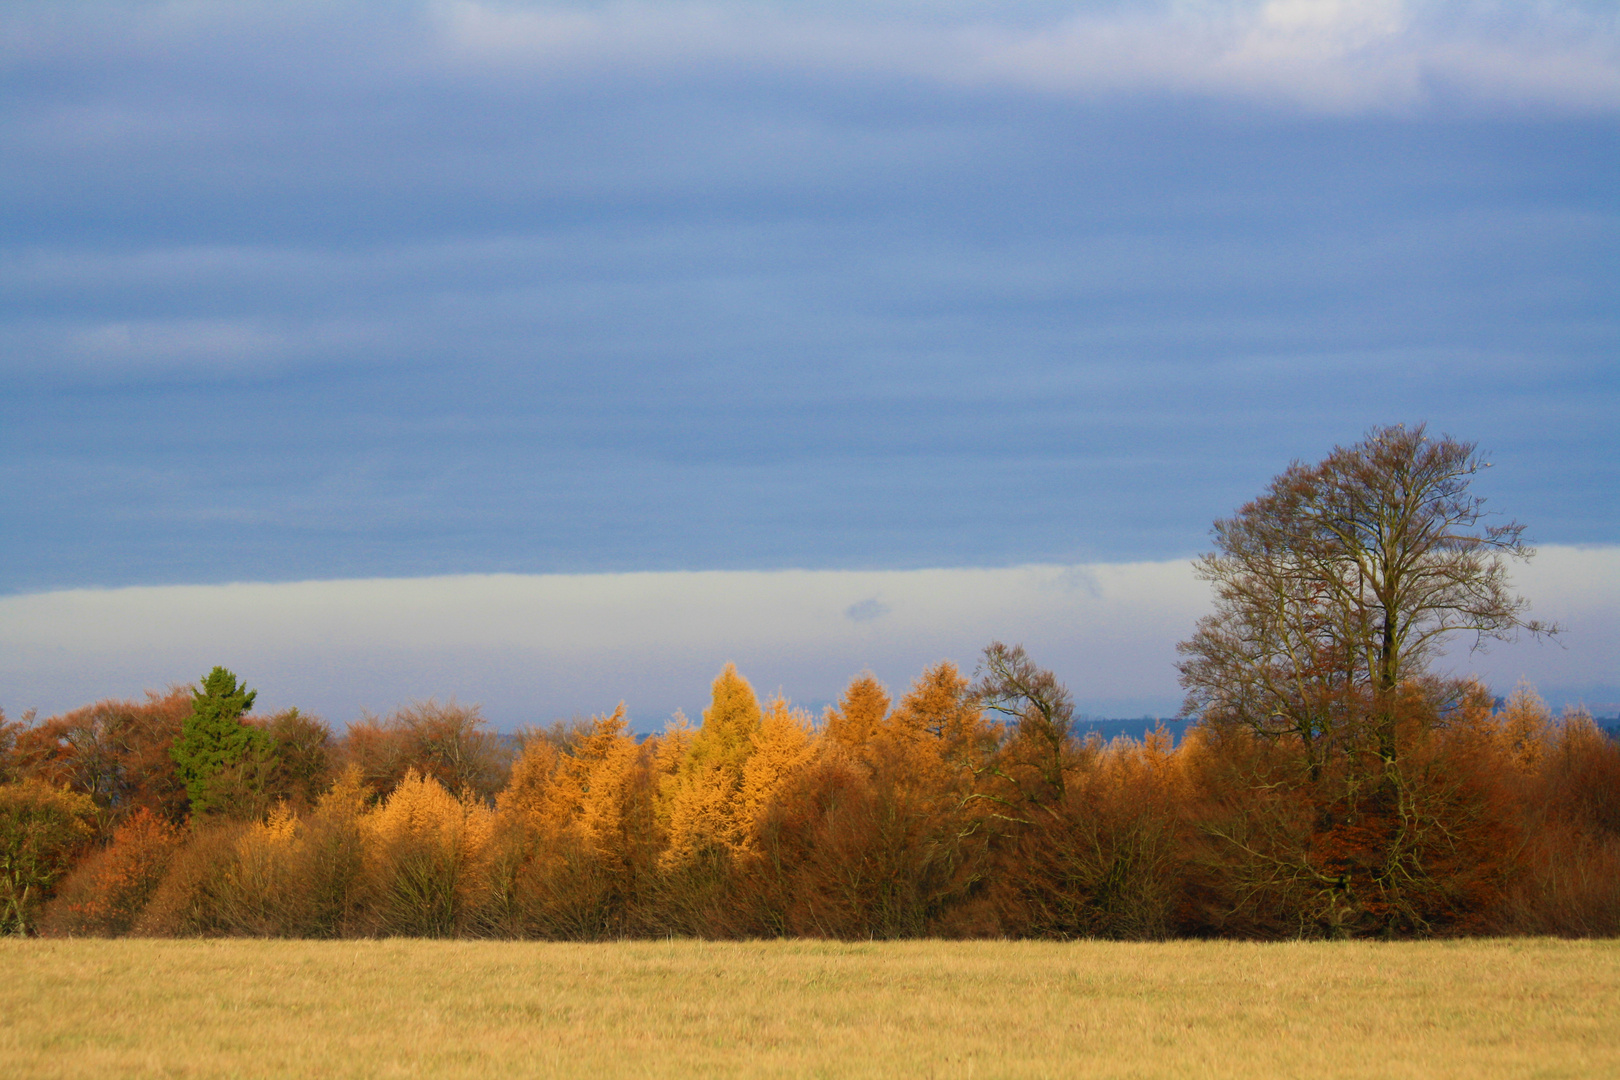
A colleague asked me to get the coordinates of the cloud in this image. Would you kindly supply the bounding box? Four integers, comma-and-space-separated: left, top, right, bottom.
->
3, 2, 1615, 116
0, 561, 1208, 726
429, 0, 1620, 115
845, 597, 891, 623
1, 546, 1611, 730
0, 312, 398, 380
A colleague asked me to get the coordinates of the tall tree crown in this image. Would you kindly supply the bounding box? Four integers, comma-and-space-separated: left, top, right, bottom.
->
823, 674, 890, 748
1179, 423, 1555, 762
170, 667, 267, 813
687, 663, 762, 775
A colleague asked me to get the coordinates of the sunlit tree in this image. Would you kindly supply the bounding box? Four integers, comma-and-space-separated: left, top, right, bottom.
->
170, 668, 267, 815
661, 664, 763, 866
739, 696, 815, 838
0, 780, 97, 934
1178, 424, 1554, 764
823, 674, 889, 749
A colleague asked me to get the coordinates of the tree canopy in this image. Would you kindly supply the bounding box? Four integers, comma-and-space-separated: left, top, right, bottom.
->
1178, 423, 1555, 764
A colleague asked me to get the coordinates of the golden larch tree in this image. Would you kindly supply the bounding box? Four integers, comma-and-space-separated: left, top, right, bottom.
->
739, 696, 817, 842
887, 660, 995, 776
823, 673, 890, 750
661, 664, 763, 867
1495, 680, 1553, 774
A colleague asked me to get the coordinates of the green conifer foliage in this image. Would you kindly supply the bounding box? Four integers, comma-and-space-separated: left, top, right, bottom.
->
169, 667, 267, 815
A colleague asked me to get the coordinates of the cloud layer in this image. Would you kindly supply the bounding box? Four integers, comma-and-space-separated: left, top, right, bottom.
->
11, 2, 1617, 115
2, 546, 1611, 730
432, 0, 1620, 114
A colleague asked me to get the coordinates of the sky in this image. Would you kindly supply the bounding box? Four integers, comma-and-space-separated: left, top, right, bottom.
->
2, 1, 1616, 727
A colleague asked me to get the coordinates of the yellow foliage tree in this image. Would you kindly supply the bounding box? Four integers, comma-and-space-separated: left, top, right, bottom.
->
219, 801, 302, 933
662, 664, 762, 867
580, 711, 641, 851
1496, 680, 1552, 773
823, 673, 890, 749
364, 769, 493, 850
886, 661, 994, 774
648, 711, 695, 826
496, 739, 564, 824
488, 705, 649, 937
739, 696, 816, 841
361, 768, 495, 935
502, 704, 643, 864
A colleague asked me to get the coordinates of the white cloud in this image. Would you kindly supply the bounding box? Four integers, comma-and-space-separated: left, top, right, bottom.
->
430, 0, 1620, 114
1464, 543, 1620, 711
1, 546, 1612, 729
4, 2, 1613, 114
0, 561, 1205, 725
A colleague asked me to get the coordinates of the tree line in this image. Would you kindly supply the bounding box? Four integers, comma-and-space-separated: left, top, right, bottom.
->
2, 424, 1615, 940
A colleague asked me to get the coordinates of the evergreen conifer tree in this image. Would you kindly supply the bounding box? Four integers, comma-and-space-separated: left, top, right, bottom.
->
170, 667, 267, 814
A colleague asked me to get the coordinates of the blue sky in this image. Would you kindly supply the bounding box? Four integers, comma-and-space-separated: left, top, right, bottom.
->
2, 1, 1616, 724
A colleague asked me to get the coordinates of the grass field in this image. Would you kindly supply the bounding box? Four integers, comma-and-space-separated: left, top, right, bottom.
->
2, 938, 1615, 1078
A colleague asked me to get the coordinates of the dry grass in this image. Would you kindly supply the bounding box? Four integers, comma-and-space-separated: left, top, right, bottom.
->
1, 938, 1615, 1078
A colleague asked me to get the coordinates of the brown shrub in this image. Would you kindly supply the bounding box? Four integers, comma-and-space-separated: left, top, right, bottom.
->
485, 820, 625, 939
1183, 693, 1534, 940
132, 823, 248, 936
744, 727, 989, 940
1178, 725, 1326, 938
984, 729, 1191, 940
132, 772, 370, 938
41, 808, 183, 936
1491, 712, 1620, 936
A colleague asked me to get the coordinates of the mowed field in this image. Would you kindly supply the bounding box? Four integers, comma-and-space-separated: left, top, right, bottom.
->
1, 938, 1615, 1078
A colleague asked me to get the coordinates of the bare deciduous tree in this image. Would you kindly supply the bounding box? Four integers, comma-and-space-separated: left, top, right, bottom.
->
973, 642, 1075, 803
1178, 423, 1555, 764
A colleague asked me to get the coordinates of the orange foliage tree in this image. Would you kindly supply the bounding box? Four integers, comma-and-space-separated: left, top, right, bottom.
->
40, 807, 183, 936
491, 705, 656, 938
339, 699, 509, 803
12, 689, 192, 830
